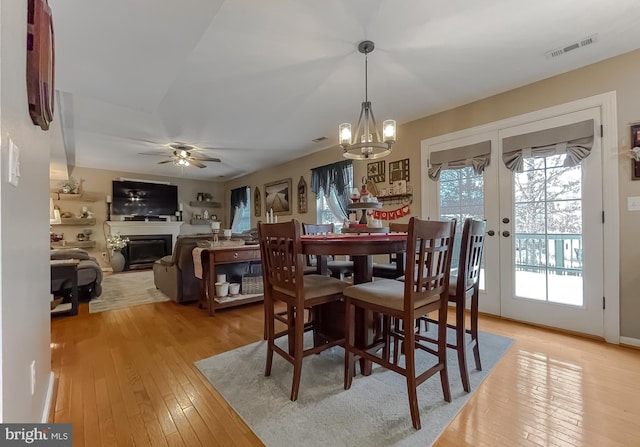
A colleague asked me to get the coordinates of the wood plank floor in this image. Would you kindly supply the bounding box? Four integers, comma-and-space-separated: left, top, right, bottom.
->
50, 299, 640, 446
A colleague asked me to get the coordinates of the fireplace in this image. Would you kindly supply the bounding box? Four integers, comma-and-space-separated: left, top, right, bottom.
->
122, 234, 172, 270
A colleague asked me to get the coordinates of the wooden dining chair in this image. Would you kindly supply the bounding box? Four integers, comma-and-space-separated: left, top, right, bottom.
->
302, 222, 354, 280
258, 220, 349, 401
342, 217, 456, 430
416, 218, 486, 393
372, 222, 409, 279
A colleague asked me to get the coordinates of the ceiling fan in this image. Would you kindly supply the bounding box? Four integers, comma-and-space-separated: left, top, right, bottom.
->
139, 143, 221, 168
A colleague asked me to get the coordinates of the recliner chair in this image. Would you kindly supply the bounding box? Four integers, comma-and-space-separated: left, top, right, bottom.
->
153, 233, 215, 303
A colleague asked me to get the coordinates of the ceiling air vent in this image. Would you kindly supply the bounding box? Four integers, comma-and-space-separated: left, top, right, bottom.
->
545, 34, 599, 59
312, 136, 328, 143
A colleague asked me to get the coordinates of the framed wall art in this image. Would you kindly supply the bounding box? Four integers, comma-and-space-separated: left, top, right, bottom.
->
631, 123, 640, 180
297, 176, 308, 214
254, 186, 261, 216
389, 158, 410, 183
367, 161, 385, 183
264, 178, 292, 215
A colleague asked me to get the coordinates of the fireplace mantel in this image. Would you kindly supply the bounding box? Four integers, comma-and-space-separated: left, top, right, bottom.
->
106, 221, 183, 246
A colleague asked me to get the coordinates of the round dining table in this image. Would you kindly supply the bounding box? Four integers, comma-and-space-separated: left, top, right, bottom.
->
300, 232, 408, 375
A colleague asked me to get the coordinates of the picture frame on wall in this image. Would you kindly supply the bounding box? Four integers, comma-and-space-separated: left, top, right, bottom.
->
254, 187, 261, 217
389, 159, 410, 183
264, 178, 292, 215
631, 123, 640, 180
367, 161, 385, 183
297, 176, 308, 214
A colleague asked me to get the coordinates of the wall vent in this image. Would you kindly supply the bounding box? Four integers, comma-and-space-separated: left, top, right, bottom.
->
545, 34, 599, 59
312, 136, 328, 143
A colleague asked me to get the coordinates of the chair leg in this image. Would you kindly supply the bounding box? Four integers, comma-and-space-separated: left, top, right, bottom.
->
290, 305, 305, 401
344, 299, 356, 390
470, 289, 482, 371
265, 298, 275, 377
456, 299, 471, 393
403, 320, 421, 430
438, 304, 451, 403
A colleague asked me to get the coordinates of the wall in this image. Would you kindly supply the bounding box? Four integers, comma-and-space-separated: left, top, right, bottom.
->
1, 0, 55, 421
226, 48, 640, 340
54, 167, 224, 268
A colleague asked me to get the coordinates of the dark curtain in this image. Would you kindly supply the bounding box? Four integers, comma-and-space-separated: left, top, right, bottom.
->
310, 160, 352, 218
230, 186, 249, 224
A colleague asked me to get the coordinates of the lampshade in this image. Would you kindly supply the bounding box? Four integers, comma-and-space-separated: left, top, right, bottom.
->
339, 41, 396, 160
49, 198, 61, 225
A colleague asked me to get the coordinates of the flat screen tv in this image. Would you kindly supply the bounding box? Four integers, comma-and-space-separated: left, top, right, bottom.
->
112, 180, 178, 216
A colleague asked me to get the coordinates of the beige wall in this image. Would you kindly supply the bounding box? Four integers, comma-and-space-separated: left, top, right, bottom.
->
55, 167, 223, 268
226, 48, 640, 340
1, 0, 54, 421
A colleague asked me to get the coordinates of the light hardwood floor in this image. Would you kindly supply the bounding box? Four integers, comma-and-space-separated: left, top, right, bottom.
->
50, 298, 640, 446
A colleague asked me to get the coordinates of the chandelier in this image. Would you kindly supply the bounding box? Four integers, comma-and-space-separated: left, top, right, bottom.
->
339, 41, 396, 160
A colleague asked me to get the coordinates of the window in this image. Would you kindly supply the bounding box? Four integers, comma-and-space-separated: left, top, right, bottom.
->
316, 191, 344, 232
230, 186, 250, 233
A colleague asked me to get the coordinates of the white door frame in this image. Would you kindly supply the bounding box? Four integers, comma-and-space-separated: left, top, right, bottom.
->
420, 92, 620, 344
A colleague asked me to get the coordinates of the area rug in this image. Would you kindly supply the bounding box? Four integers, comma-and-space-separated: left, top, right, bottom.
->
195, 328, 514, 447
89, 270, 170, 313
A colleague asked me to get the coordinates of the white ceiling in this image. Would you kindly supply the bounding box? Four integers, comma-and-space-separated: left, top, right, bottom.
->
49, 0, 640, 181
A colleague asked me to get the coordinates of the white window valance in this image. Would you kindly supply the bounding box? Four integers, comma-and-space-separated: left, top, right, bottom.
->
428, 140, 491, 180
502, 119, 594, 172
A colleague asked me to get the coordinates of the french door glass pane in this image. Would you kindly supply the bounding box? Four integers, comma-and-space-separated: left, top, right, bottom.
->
513, 155, 583, 305
438, 167, 485, 288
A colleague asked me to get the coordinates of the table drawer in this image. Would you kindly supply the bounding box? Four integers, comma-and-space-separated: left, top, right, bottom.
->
214, 248, 260, 263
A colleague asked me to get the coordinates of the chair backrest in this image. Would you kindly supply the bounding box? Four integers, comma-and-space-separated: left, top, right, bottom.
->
456, 218, 487, 295
258, 220, 305, 300
302, 223, 335, 265
302, 223, 334, 235
404, 217, 456, 310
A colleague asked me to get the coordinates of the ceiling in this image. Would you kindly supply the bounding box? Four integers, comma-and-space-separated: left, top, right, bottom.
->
49, 0, 640, 181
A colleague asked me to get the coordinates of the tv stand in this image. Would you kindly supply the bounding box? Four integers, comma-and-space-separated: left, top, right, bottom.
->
124, 215, 166, 222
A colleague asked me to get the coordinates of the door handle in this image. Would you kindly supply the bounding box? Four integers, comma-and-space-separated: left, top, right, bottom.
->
502, 217, 510, 224
487, 230, 495, 236
502, 231, 510, 237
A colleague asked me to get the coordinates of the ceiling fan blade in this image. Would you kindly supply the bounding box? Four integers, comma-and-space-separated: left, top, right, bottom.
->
189, 159, 207, 168
139, 150, 171, 156
157, 159, 173, 164
193, 156, 221, 162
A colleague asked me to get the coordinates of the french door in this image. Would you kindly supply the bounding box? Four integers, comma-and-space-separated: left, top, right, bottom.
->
498, 109, 603, 336
424, 108, 605, 337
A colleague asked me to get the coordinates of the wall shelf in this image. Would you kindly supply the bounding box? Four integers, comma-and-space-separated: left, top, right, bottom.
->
189, 201, 221, 208
377, 194, 413, 205
52, 191, 102, 202
51, 240, 97, 249
59, 218, 96, 226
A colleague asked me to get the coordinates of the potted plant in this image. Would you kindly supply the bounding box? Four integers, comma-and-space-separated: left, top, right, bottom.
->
58, 177, 79, 194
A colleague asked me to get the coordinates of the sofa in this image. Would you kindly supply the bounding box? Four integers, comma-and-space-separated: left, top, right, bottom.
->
51, 249, 103, 299
153, 233, 216, 303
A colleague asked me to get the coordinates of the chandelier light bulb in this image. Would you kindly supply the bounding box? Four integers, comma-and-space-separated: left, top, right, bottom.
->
339, 123, 352, 145
383, 120, 396, 143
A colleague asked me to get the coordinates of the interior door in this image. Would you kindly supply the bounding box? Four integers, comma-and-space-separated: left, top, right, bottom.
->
497, 108, 604, 337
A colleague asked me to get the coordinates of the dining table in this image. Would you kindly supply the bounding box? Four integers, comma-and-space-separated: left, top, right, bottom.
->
300, 232, 408, 375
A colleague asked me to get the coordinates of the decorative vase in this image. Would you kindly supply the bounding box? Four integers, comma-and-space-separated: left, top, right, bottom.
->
110, 250, 125, 272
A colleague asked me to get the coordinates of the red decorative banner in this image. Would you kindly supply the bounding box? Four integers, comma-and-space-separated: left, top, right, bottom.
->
373, 205, 411, 221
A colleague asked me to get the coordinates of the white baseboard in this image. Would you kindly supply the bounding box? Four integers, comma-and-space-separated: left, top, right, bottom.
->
620, 336, 640, 348
41, 371, 55, 423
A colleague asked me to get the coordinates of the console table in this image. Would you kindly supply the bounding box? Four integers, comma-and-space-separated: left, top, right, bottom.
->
200, 245, 263, 316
